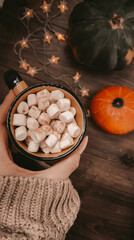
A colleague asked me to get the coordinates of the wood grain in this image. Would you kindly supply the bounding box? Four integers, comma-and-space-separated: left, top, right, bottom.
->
0, 1, 134, 240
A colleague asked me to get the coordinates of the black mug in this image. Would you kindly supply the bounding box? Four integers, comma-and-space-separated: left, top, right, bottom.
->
4, 69, 87, 163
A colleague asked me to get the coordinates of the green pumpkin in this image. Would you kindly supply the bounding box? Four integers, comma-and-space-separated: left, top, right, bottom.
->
68, 0, 134, 71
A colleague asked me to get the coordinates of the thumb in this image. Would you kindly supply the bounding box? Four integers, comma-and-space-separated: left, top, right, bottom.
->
37, 136, 88, 180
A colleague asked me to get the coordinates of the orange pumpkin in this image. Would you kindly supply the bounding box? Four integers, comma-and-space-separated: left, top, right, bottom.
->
90, 86, 134, 135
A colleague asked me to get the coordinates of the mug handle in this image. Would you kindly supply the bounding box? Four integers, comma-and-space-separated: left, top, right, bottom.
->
4, 69, 28, 96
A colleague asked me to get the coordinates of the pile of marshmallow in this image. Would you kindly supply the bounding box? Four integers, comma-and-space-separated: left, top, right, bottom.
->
13, 88, 81, 154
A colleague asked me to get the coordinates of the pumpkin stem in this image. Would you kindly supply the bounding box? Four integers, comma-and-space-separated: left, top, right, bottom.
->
112, 98, 124, 108
109, 14, 124, 30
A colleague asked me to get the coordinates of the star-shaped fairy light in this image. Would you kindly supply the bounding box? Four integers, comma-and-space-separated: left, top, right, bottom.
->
24, 9, 33, 19
44, 32, 53, 44
20, 38, 29, 49
55, 32, 65, 41
19, 59, 29, 70
80, 86, 89, 97
73, 72, 81, 83
48, 55, 60, 64
58, 0, 68, 13
40, 1, 51, 13
27, 66, 38, 77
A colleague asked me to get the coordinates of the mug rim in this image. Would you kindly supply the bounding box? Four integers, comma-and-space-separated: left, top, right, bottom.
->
7, 83, 87, 162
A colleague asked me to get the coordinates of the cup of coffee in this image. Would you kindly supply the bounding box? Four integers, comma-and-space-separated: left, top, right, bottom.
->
4, 69, 87, 163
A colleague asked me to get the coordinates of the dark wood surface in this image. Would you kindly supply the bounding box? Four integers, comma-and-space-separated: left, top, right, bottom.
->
0, 1, 134, 240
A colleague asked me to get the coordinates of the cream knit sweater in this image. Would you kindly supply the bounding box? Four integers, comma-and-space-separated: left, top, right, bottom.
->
0, 176, 80, 240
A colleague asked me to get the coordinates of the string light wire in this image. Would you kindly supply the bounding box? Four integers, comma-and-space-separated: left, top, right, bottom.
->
14, 0, 90, 101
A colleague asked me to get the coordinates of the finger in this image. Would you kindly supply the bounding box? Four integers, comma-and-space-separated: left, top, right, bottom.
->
0, 90, 15, 124
0, 125, 12, 160
76, 135, 88, 155
1, 136, 88, 178
37, 136, 88, 180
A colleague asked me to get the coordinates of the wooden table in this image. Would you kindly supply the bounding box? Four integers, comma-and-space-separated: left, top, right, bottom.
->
0, 1, 134, 239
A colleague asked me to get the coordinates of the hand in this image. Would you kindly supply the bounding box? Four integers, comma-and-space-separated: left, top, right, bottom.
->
0, 91, 88, 180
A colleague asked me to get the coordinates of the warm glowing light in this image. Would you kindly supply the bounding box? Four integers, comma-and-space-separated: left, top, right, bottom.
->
58, 0, 68, 13
40, 1, 51, 13
19, 59, 29, 70
44, 33, 52, 44
21, 8, 33, 20
20, 38, 29, 49
55, 32, 65, 41
73, 72, 81, 83
48, 55, 60, 64
27, 66, 38, 76
80, 86, 89, 97
25, 9, 33, 18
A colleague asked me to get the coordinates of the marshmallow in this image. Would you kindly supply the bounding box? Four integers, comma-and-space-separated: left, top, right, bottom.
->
28, 141, 39, 153
50, 120, 56, 129
67, 119, 77, 127
57, 98, 71, 112
37, 98, 50, 111
13, 114, 26, 126
70, 107, 76, 116
25, 135, 32, 146
27, 130, 31, 137
27, 94, 37, 107
47, 104, 61, 119
52, 120, 66, 134
37, 89, 50, 99
72, 119, 77, 125
40, 140, 51, 154
59, 111, 74, 123
40, 140, 47, 149
62, 132, 71, 140
29, 128, 46, 143
28, 106, 41, 119
38, 113, 50, 126
67, 123, 81, 138
41, 146, 51, 154
45, 134, 58, 148
15, 126, 27, 141
13, 88, 79, 154
27, 117, 39, 130
50, 90, 64, 103
53, 131, 61, 140
41, 125, 53, 136
17, 101, 29, 115
60, 137, 74, 150
51, 141, 61, 153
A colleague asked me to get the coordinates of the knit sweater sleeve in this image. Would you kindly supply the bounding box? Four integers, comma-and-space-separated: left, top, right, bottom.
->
0, 176, 80, 240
